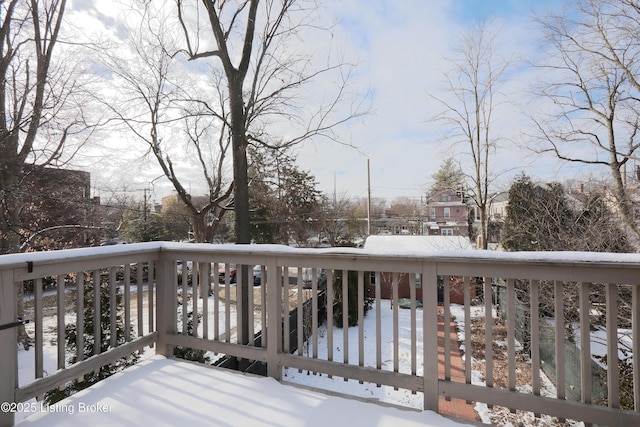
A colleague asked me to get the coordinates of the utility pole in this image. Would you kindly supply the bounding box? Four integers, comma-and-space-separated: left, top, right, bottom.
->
143, 188, 148, 241
367, 159, 372, 236
333, 170, 336, 208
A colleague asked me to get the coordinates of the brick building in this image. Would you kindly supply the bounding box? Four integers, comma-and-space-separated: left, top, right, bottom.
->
424, 188, 469, 237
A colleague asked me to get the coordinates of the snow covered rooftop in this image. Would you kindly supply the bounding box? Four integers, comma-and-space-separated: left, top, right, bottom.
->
17, 356, 469, 427
364, 235, 474, 252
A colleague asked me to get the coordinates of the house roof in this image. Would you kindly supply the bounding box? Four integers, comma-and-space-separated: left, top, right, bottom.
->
489, 192, 509, 204
426, 188, 466, 205
364, 235, 474, 252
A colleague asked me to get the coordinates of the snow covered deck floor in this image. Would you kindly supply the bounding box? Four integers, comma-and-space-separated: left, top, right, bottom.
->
16, 356, 470, 427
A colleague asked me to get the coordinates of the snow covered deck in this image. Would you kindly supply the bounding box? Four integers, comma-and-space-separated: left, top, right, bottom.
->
16, 356, 467, 427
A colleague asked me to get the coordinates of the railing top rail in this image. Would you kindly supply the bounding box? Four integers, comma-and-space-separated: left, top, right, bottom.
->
0, 242, 163, 271
160, 241, 640, 268
2, 240, 640, 272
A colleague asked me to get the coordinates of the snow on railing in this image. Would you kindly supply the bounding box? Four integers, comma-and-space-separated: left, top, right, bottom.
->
1, 242, 640, 426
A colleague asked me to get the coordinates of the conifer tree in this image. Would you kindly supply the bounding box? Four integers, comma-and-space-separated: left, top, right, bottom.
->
44, 272, 139, 405
430, 158, 465, 194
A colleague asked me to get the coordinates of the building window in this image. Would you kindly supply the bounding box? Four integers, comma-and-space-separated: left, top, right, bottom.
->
444, 207, 450, 218
442, 228, 453, 236
429, 208, 436, 219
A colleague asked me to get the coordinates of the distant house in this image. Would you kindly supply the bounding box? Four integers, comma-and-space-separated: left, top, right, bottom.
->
363, 235, 476, 304
424, 188, 469, 237
488, 192, 509, 221
602, 182, 640, 223
485, 192, 510, 246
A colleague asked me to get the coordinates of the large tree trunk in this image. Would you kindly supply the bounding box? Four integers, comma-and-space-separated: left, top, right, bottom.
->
0, 170, 22, 254
0, 156, 31, 348
229, 74, 250, 346
191, 212, 206, 244
0, 0, 69, 351
478, 205, 489, 250
610, 162, 640, 247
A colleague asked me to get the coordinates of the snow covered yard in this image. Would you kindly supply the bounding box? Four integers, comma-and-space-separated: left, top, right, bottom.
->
283, 300, 426, 409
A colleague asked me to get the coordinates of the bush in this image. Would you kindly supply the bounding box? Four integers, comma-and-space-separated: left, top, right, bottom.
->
45, 272, 139, 405
594, 351, 634, 410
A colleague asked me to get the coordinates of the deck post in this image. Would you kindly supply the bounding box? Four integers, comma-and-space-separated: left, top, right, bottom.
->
422, 261, 439, 412
265, 258, 282, 380
156, 251, 176, 357
0, 269, 17, 427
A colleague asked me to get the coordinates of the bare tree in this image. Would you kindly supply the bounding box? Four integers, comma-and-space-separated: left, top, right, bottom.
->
171, 0, 367, 345
318, 191, 366, 247
98, 3, 234, 244
175, 0, 367, 245
0, 0, 92, 254
501, 173, 631, 252
532, 0, 640, 245
384, 197, 422, 235
431, 21, 513, 249
0, 0, 96, 349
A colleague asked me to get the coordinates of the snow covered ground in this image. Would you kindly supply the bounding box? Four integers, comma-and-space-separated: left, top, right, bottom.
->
282, 300, 426, 409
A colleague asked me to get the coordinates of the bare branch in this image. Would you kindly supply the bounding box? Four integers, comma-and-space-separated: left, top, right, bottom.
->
430, 20, 514, 248
532, 0, 640, 245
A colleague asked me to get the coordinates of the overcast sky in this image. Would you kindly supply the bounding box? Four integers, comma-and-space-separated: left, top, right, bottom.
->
68, 0, 571, 204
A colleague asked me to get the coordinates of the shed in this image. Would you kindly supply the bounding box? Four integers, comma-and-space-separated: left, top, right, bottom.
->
363, 235, 476, 304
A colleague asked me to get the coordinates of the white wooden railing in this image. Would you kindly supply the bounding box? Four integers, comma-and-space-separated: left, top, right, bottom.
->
1, 242, 640, 426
